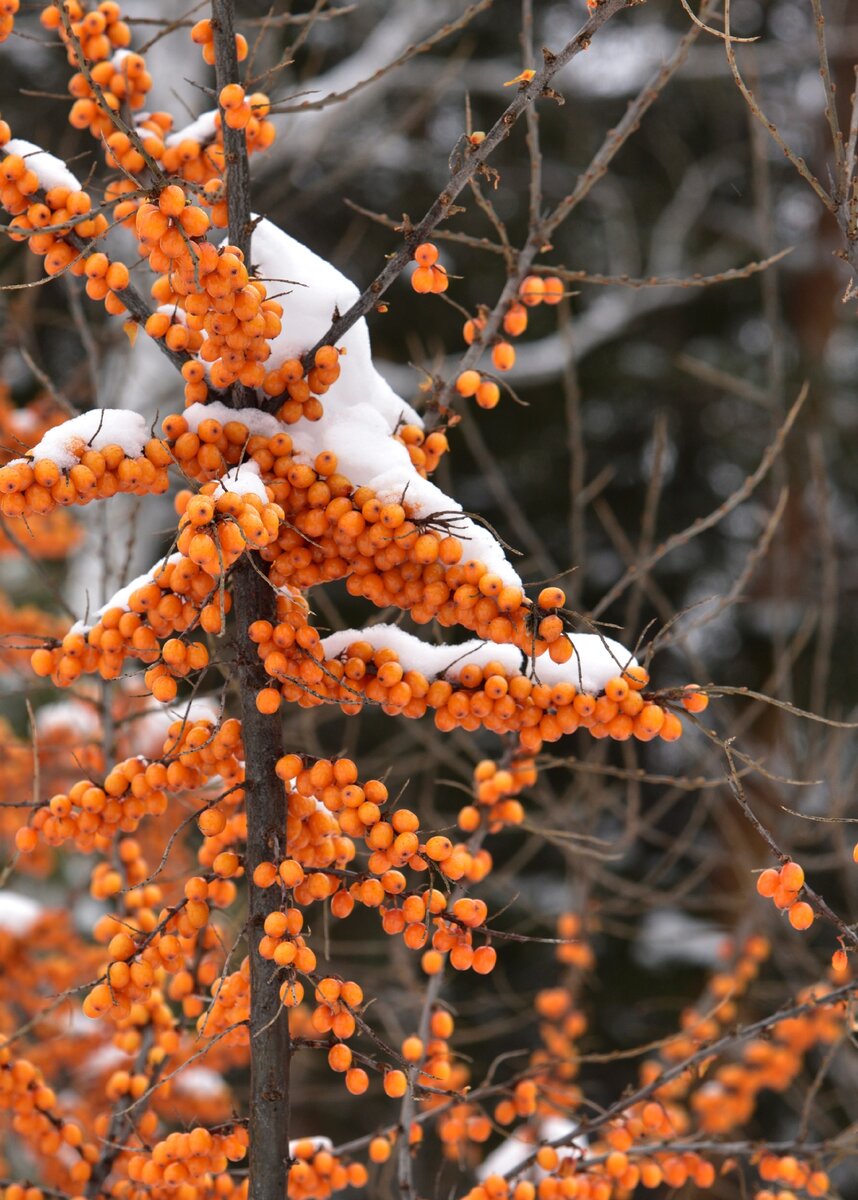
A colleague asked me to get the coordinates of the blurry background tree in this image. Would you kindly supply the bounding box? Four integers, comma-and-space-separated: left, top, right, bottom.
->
1, 1, 858, 1199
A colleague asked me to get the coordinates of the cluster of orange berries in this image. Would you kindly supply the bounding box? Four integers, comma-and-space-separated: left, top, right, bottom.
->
454, 274, 564, 408
262, 345, 342, 422
70, 50, 152, 142
146, 233, 286, 397
218, 83, 272, 132
126, 1125, 248, 1191
756, 1156, 830, 1198
459, 756, 537, 832
394, 422, 450, 477
256, 906, 317, 988
190, 16, 248, 67
311, 976, 364, 1051
16, 715, 243, 854
160, 107, 276, 189
29, 558, 223, 689
410, 242, 449, 294
260, 631, 687, 754
0, 436, 170, 520
2, 161, 115, 297
0, 1048, 97, 1188
689, 982, 845, 1136
287, 1138, 368, 1200
163, 410, 268, 479
176, 480, 284, 578
463, 1141, 716, 1200
756, 861, 814, 931
43, 1, 132, 65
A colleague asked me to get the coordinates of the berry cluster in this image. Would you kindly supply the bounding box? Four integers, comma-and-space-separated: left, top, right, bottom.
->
756, 861, 815, 931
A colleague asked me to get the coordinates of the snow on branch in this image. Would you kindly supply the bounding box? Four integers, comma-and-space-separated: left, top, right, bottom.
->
322, 624, 638, 694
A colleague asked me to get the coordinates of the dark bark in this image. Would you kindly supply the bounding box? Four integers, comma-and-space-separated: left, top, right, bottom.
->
211, 4, 291, 1197
231, 558, 291, 1200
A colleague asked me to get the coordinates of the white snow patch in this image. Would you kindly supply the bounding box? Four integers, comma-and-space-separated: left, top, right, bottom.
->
247, 218, 422, 430
321, 625, 637, 694
478, 1118, 586, 1181
633, 909, 724, 969
533, 635, 638, 694
290, 1137, 333, 1155
174, 1067, 229, 1096
70, 552, 183, 633
289, 403, 520, 584
5, 138, 81, 192
12, 409, 149, 469
322, 625, 523, 680
165, 110, 219, 147
36, 699, 100, 740
0, 891, 42, 935
212, 460, 270, 503
184, 401, 283, 439
80, 1044, 128, 1078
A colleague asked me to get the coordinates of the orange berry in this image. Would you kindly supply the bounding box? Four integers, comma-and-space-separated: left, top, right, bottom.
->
455, 370, 481, 398
345, 1067, 369, 1095
788, 901, 814, 931
755, 868, 780, 898
779, 861, 805, 892
383, 1069, 407, 1097
476, 380, 500, 409
472, 945, 497, 974
414, 242, 439, 267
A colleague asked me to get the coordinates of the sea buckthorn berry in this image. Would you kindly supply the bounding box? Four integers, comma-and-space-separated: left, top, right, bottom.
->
788, 900, 814, 930
345, 1067, 369, 1094
542, 276, 564, 303
756, 868, 780, 898
779, 861, 805, 892
455, 370, 481, 398
476, 380, 500, 409
383, 1069, 407, 1097
253, 861, 278, 888
414, 242, 439, 267
520, 275, 545, 306
681, 684, 709, 713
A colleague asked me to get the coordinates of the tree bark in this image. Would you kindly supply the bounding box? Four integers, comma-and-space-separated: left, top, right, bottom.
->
211, 4, 291, 1197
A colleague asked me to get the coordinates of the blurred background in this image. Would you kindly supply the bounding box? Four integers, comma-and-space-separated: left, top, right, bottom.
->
1, 0, 858, 1195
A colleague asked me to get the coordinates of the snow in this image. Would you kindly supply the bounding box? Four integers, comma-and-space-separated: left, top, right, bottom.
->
289, 403, 520, 584
290, 1137, 333, 1155
321, 625, 519, 680
13, 409, 150, 469
5, 138, 81, 192
212, 461, 270, 503
70, 552, 183, 633
247, 218, 422, 430
478, 1117, 586, 1181
164, 110, 219, 148
0, 891, 42, 934
632, 909, 724, 968
184, 401, 283, 440
80, 1044, 128, 1078
321, 625, 636, 694
531, 634, 638, 694
36, 699, 100, 740
134, 696, 224, 756
174, 1067, 228, 1096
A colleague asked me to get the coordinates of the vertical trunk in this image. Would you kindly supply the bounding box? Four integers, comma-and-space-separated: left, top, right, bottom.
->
210, 4, 291, 1197
232, 559, 291, 1200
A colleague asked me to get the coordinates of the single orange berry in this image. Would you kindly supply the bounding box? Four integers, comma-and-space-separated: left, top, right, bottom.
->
414, 242, 439, 267
788, 900, 814, 931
